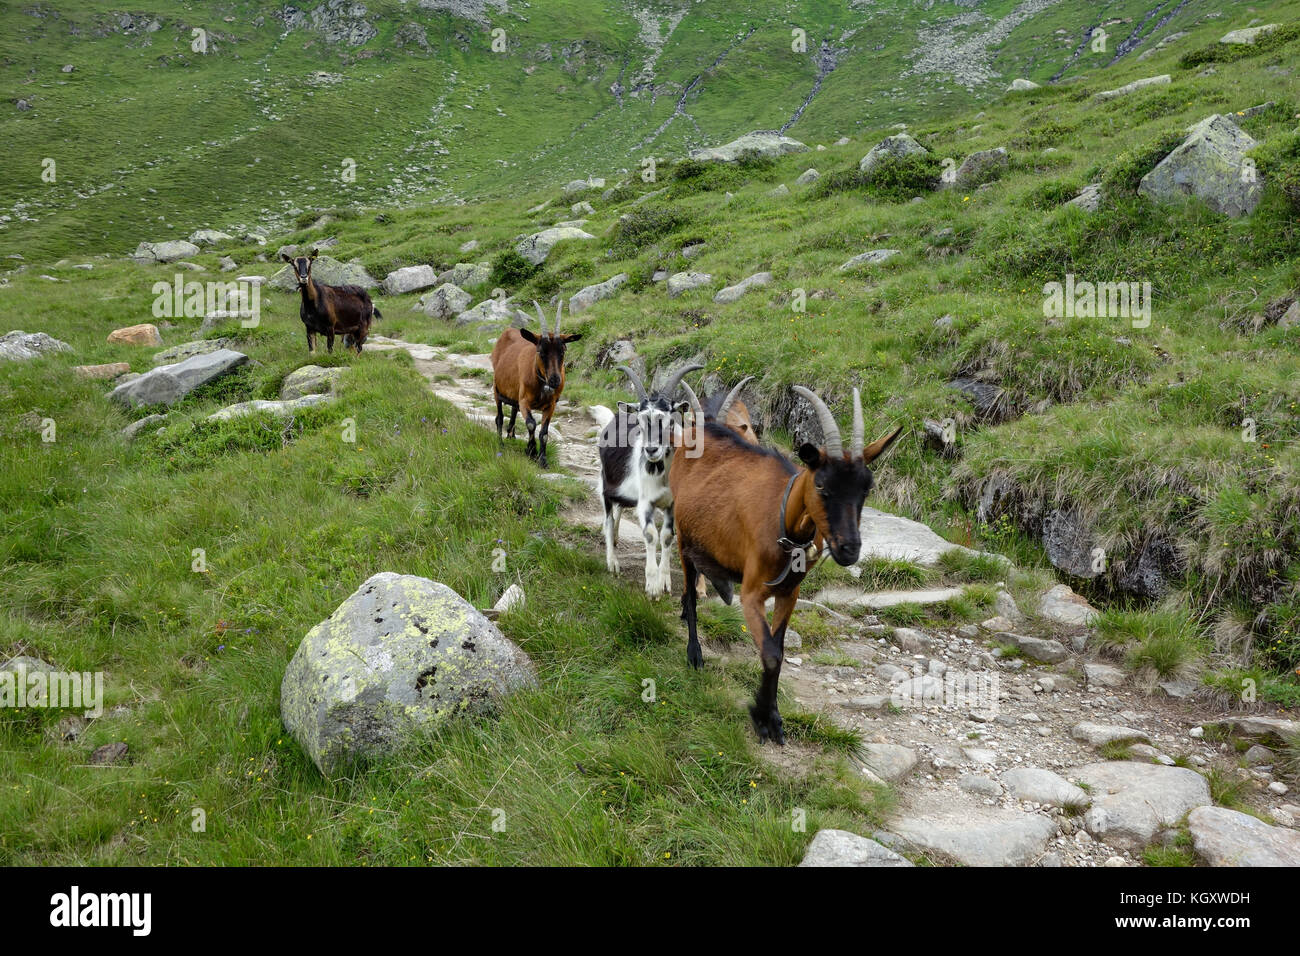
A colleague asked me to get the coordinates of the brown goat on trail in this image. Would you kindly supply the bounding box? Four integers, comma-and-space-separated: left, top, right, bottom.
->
490, 299, 582, 468
671, 384, 903, 743
281, 249, 381, 355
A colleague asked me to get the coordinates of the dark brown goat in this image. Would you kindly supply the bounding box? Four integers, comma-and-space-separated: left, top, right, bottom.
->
701, 375, 757, 443
671, 384, 903, 743
490, 300, 581, 468
281, 249, 380, 354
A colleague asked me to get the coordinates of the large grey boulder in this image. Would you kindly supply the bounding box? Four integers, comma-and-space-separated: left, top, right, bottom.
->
859, 134, 929, 176
1187, 806, 1300, 866
132, 240, 201, 264
1138, 114, 1264, 218
281, 573, 539, 774
108, 348, 248, 408
1070, 722, 1149, 747
839, 249, 900, 271
890, 807, 1055, 866
415, 283, 473, 320
1220, 24, 1278, 44
455, 297, 528, 333
1038, 584, 1098, 626
569, 273, 629, 314
1067, 183, 1104, 212
947, 147, 1009, 188
1094, 75, 1171, 101
1008, 78, 1040, 91
381, 264, 439, 296
208, 394, 333, 421
436, 262, 491, 290
1000, 768, 1090, 809
269, 256, 378, 291
188, 229, 234, 247
856, 743, 918, 782
857, 507, 987, 567
689, 130, 809, 162
1042, 509, 1099, 578
996, 631, 1068, 664
1074, 762, 1211, 850
153, 338, 234, 364
515, 227, 595, 266
666, 271, 712, 297
713, 272, 772, 304
0, 330, 72, 361
799, 830, 914, 867
1208, 715, 1300, 744
280, 365, 345, 400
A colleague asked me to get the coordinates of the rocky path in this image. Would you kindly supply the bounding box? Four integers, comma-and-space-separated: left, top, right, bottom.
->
371, 334, 1300, 868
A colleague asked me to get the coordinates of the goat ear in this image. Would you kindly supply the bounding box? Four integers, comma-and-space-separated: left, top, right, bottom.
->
797, 443, 823, 469
518, 328, 539, 345
863, 425, 905, 465
280, 253, 292, 263
309, 249, 319, 260
617, 401, 637, 415
674, 400, 690, 417
561, 332, 583, 343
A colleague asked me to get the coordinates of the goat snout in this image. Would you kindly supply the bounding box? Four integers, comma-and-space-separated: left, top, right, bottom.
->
829, 536, 862, 566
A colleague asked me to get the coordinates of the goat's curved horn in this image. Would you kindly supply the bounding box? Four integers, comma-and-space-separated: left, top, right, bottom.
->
850, 387, 865, 459
616, 365, 649, 404
554, 298, 564, 336
679, 379, 704, 426
717, 375, 754, 421
792, 386, 843, 458
532, 300, 547, 333
660, 362, 704, 400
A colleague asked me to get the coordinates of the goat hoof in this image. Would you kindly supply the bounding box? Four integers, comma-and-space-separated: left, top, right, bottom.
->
749, 704, 785, 745
686, 643, 704, 670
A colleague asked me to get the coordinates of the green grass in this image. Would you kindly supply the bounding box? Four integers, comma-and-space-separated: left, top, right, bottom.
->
1094, 605, 1209, 679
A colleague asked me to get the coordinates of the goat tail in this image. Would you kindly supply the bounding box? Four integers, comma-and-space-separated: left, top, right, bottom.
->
589, 404, 615, 430
371, 306, 383, 322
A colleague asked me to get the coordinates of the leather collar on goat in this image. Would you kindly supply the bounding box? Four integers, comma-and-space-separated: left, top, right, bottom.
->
765, 472, 818, 587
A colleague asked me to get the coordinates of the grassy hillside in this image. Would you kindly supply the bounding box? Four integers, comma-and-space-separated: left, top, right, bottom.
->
3, 1, 1300, 864
2, 0, 1261, 261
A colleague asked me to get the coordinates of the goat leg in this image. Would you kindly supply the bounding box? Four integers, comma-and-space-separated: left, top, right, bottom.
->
743, 586, 791, 745
603, 500, 622, 573
639, 501, 661, 597
494, 392, 505, 441
657, 507, 676, 598
505, 402, 519, 440
523, 406, 538, 460
680, 551, 704, 670
536, 407, 553, 468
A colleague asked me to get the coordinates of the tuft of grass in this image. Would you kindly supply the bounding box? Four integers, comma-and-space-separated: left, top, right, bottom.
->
1205, 767, 1251, 811
857, 557, 928, 590
782, 710, 861, 753
1094, 605, 1208, 679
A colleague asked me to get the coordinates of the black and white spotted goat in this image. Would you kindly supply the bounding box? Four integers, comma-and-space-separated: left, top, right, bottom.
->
595, 362, 703, 598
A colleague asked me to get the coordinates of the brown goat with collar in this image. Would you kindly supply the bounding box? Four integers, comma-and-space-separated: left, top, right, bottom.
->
670, 384, 903, 743
490, 299, 582, 468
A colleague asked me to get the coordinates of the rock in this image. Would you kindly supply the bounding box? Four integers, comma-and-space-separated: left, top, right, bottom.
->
980, 615, 1016, 633
994, 590, 1021, 621
208, 394, 333, 421
1071, 722, 1149, 747
455, 297, 525, 332
1094, 75, 1172, 101
1075, 762, 1210, 851
108, 348, 249, 408
74, 362, 130, 380
1041, 509, 1100, 579
795, 168, 820, 186
767, 183, 790, 197
1159, 680, 1198, 699
569, 273, 629, 314
859, 134, 929, 176
415, 283, 474, 320
839, 249, 900, 271
0, 330, 73, 361
121, 414, 167, 440
946, 147, 1009, 188
958, 774, 1003, 797
570, 201, 595, 217
1084, 662, 1127, 688
493, 584, 525, 614
514, 227, 595, 266
269, 256, 377, 291
890, 808, 1055, 866
1001, 768, 1090, 809
132, 240, 200, 264
1038, 584, 1098, 627
1209, 716, 1300, 745
996, 632, 1068, 664
1008, 78, 1040, 91
666, 272, 712, 298
1188, 806, 1300, 865
857, 507, 985, 567
713, 272, 773, 304
381, 264, 439, 296
689, 130, 809, 162
152, 338, 233, 363
188, 229, 234, 247
799, 829, 914, 867
834, 137, 851, 146
562, 177, 604, 196
219, 256, 238, 272
1244, 744, 1274, 766
107, 324, 163, 347
436, 262, 491, 290
856, 743, 918, 782
280, 365, 345, 400
948, 377, 1009, 422
280, 572, 539, 774
1220, 24, 1278, 44
681, 243, 706, 261
458, 239, 479, 253
1138, 114, 1264, 218
88, 742, 130, 765
1067, 183, 1103, 212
